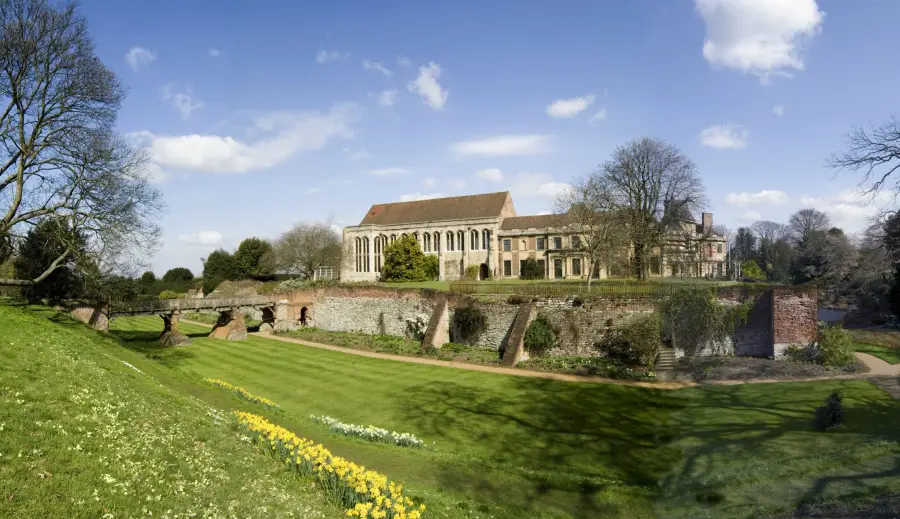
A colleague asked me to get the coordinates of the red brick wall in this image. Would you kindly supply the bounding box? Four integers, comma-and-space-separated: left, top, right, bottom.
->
772, 286, 818, 346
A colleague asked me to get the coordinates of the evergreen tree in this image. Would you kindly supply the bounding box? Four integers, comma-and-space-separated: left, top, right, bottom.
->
519, 257, 544, 280
14, 219, 84, 301
235, 237, 275, 280
380, 235, 428, 282
202, 249, 240, 293
162, 267, 193, 283
140, 271, 156, 285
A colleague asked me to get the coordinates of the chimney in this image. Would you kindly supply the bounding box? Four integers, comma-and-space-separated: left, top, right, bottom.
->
702, 213, 713, 233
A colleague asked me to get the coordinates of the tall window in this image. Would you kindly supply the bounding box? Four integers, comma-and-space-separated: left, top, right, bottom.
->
572, 258, 581, 276
355, 237, 361, 272
536, 237, 545, 250
362, 237, 370, 272
482, 229, 490, 250
537, 259, 546, 276
470, 230, 479, 250
457, 230, 465, 252
503, 260, 512, 277
424, 233, 431, 252
572, 236, 581, 249
503, 239, 511, 251
374, 236, 381, 272
553, 237, 562, 249
446, 231, 454, 251
434, 232, 441, 253
717, 243, 723, 254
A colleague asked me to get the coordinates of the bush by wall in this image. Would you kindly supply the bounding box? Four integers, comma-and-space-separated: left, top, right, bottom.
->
818, 324, 855, 367
524, 313, 558, 356
661, 288, 751, 357
450, 305, 487, 345
464, 265, 480, 281
595, 313, 662, 367
519, 258, 544, 280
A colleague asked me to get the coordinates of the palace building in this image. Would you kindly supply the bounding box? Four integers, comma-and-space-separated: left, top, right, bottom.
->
340, 191, 726, 282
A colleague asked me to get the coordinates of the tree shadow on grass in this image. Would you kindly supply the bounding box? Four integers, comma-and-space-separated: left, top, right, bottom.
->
397, 377, 686, 518
656, 381, 900, 518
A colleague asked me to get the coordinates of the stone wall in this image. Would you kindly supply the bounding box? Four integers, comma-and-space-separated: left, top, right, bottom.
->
273, 285, 818, 359
65, 302, 109, 331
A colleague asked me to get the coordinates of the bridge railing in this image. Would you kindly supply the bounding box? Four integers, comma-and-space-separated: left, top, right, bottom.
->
109, 296, 277, 315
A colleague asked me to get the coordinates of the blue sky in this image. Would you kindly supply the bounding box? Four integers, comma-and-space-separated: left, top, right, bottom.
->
79, 0, 900, 274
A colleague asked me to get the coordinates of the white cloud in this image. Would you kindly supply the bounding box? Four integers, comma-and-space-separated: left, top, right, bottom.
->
740, 210, 763, 222
125, 47, 156, 72
773, 104, 785, 117
407, 62, 448, 109
363, 60, 392, 77
451, 135, 552, 157
695, 0, 825, 82
510, 173, 570, 200
589, 108, 608, 124
725, 190, 788, 207
699, 124, 748, 149
368, 167, 409, 176
377, 89, 398, 107
131, 103, 357, 174
178, 230, 223, 247
545, 95, 595, 118
448, 178, 466, 190
303, 187, 321, 194
476, 168, 504, 182
799, 189, 894, 231
397, 56, 412, 67
208, 48, 222, 57
422, 177, 437, 188
342, 147, 372, 161
140, 163, 168, 183
400, 193, 443, 202
161, 83, 204, 119
316, 49, 349, 64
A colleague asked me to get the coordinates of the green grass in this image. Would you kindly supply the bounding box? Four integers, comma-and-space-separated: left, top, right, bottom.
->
853, 342, 900, 364
106, 315, 900, 519
0, 304, 341, 519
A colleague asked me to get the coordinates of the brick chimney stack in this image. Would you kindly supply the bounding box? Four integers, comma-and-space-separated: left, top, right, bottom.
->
702, 212, 713, 233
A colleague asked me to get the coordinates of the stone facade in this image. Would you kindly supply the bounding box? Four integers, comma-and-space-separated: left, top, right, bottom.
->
341, 192, 728, 282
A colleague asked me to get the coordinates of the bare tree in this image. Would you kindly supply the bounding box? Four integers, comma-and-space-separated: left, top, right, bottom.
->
751, 220, 788, 244
274, 221, 342, 280
553, 174, 626, 285
789, 209, 831, 244
600, 138, 706, 280
0, 0, 162, 287
828, 116, 900, 196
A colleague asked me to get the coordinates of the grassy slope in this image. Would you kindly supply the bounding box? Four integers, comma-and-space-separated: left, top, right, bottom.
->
112, 315, 900, 519
0, 305, 341, 519
849, 329, 900, 365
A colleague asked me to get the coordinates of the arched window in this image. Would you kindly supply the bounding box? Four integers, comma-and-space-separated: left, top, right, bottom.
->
434, 232, 441, 253
374, 236, 381, 272
521, 239, 527, 251
457, 230, 465, 252
390, 234, 396, 244
355, 237, 361, 272
446, 231, 454, 251
424, 233, 431, 252
363, 237, 370, 272
470, 230, 479, 250
482, 229, 490, 250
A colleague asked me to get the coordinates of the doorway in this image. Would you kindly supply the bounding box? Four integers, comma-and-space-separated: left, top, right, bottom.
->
479, 263, 489, 280
300, 306, 308, 326
554, 259, 563, 279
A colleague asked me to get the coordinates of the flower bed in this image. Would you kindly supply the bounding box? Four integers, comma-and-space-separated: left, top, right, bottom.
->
311, 415, 427, 448
205, 378, 280, 408
234, 411, 426, 518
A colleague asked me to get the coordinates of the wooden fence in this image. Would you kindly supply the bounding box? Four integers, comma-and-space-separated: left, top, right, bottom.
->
108, 295, 277, 315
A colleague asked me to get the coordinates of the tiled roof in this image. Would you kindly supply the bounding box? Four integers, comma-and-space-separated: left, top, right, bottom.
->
500, 214, 570, 230
359, 192, 510, 226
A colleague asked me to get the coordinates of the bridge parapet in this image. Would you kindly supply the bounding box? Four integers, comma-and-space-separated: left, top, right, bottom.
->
109, 296, 277, 316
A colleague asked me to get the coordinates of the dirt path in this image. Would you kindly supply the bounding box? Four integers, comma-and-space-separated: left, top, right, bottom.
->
854, 351, 900, 376
180, 319, 890, 390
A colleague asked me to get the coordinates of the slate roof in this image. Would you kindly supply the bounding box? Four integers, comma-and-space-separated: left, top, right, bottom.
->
500, 214, 570, 230
359, 192, 510, 226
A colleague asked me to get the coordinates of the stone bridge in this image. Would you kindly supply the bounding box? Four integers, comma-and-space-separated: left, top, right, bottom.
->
106, 296, 300, 346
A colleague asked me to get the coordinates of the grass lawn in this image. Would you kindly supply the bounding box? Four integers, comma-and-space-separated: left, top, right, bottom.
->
849, 329, 900, 364
104, 315, 900, 519
0, 304, 341, 519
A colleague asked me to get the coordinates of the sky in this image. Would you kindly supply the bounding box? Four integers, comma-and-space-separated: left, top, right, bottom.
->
78, 0, 900, 274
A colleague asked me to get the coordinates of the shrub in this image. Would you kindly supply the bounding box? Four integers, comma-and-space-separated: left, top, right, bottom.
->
381, 235, 428, 282
596, 313, 662, 367
661, 289, 750, 357
519, 257, 544, 280
424, 254, 440, 280
741, 260, 766, 281
162, 267, 194, 283
814, 390, 844, 431
572, 296, 583, 308
464, 265, 480, 281
507, 294, 528, 305
451, 305, 487, 344
818, 324, 855, 367
524, 313, 557, 356
158, 290, 184, 300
